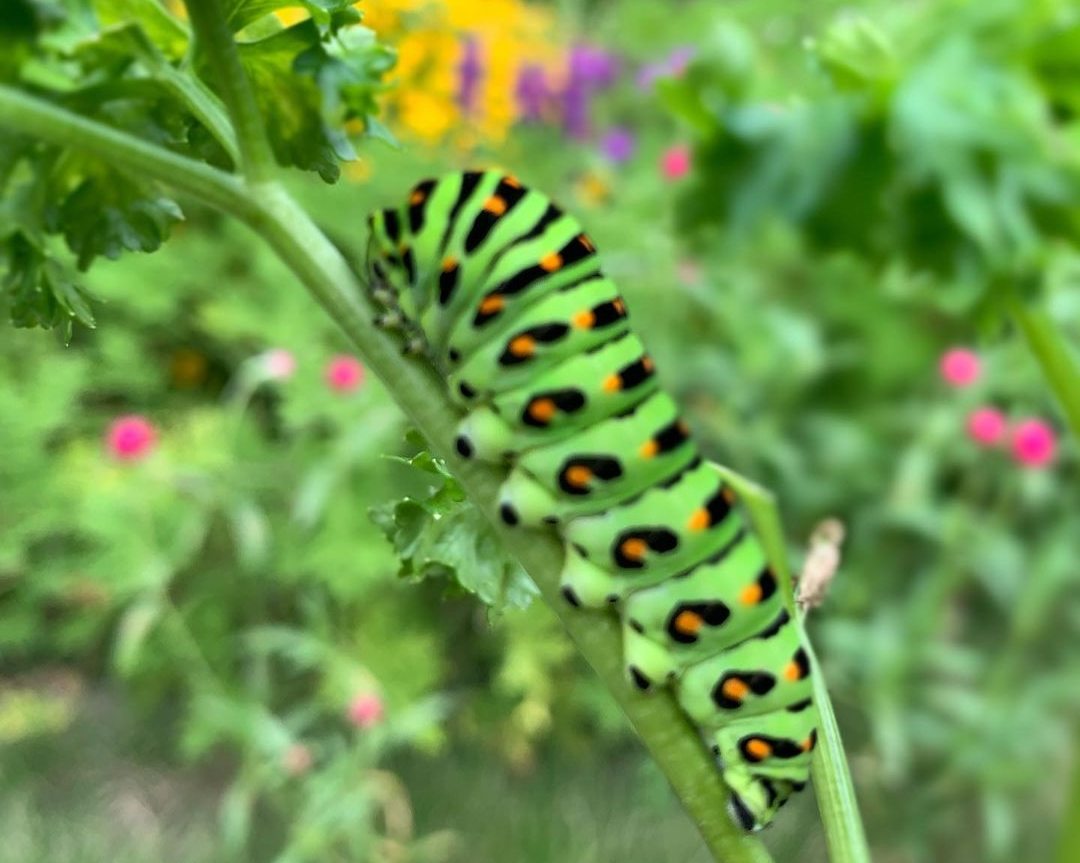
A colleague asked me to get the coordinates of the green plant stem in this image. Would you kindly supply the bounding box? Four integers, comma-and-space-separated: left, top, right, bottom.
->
717, 468, 872, 863
1009, 296, 1080, 444
183, 0, 275, 182
0, 88, 775, 863
0, 86, 254, 219
1057, 743, 1080, 863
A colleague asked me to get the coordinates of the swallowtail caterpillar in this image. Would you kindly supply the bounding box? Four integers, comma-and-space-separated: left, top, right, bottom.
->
367, 170, 818, 830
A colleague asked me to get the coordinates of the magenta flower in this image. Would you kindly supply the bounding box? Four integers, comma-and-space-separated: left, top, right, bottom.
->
325, 355, 365, 393
263, 348, 296, 381
939, 348, 981, 388
1011, 418, 1057, 468
967, 407, 1006, 447
346, 692, 385, 729
106, 415, 157, 461
600, 127, 635, 163
661, 144, 692, 180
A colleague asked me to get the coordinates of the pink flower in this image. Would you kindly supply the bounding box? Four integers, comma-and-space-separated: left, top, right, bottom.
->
346, 692, 384, 729
106, 415, 157, 461
263, 348, 296, 380
281, 743, 313, 777
325, 355, 365, 393
939, 348, 981, 388
967, 407, 1007, 447
661, 144, 691, 181
1011, 418, 1057, 468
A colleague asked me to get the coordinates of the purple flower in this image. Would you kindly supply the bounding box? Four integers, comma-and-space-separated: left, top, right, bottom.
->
569, 44, 619, 88
458, 35, 483, 115
563, 80, 590, 139
600, 127, 635, 163
637, 45, 696, 91
515, 64, 549, 121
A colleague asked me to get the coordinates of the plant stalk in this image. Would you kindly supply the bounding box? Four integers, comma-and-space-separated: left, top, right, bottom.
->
183, 0, 276, 182
1009, 296, 1080, 444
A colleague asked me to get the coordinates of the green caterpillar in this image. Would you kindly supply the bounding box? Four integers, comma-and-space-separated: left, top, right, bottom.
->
366, 170, 818, 830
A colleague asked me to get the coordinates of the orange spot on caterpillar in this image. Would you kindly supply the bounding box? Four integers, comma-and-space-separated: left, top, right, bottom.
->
579, 233, 595, 252
740, 583, 764, 606
479, 294, 505, 314
612, 297, 626, 315
483, 195, 507, 215
503, 175, 522, 188
722, 486, 737, 505
572, 309, 596, 329
801, 735, 815, 752
442, 256, 458, 272
639, 439, 659, 459
784, 661, 804, 682
687, 508, 710, 531
673, 609, 703, 636
641, 356, 655, 372
409, 189, 426, 205
509, 335, 536, 357
527, 398, 556, 422
620, 537, 648, 561
745, 739, 772, 761
602, 374, 621, 393
721, 678, 749, 702
564, 465, 593, 488
539, 252, 563, 272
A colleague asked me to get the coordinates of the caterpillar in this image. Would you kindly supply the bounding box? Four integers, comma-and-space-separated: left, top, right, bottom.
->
366, 170, 818, 830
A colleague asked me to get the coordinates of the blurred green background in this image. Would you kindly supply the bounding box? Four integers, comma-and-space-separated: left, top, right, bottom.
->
3, 0, 1080, 861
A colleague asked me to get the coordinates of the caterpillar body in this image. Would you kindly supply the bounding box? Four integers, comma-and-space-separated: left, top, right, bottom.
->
366, 170, 818, 830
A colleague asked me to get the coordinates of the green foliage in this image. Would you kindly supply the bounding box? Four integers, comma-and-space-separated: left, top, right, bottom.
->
0, 0, 395, 333
371, 442, 537, 613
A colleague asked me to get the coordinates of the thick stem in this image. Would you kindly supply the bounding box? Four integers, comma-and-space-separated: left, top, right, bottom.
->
716, 467, 872, 863
0, 85, 254, 220
183, 0, 275, 182
0, 88, 774, 862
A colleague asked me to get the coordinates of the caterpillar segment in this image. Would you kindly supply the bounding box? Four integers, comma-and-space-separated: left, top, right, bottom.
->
366, 170, 818, 831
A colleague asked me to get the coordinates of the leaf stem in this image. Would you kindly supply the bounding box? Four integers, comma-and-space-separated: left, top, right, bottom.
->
0, 86, 773, 862
183, 0, 275, 182
1008, 295, 1080, 444
716, 466, 872, 863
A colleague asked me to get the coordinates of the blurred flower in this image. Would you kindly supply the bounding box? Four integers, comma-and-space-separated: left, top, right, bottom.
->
169, 348, 208, 389
458, 34, 483, 115
515, 64, 550, 121
939, 348, 981, 388
282, 743, 313, 777
637, 45, 695, 90
661, 144, 692, 180
569, 44, 619, 88
563, 44, 619, 140
347, 692, 385, 729
676, 258, 704, 286
573, 171, 612, 206
1011, 418, 1057, 468
106, 416, 157, 461
967, 407, 1006, 447
325, 355, 365, 393
600, 127, 635, 163
262, 348, 297, 381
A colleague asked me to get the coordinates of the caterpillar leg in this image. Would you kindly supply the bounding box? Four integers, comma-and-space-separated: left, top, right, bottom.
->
558, 543, 624, 608
621, 618, 676, 692
454, 405, 516, 463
